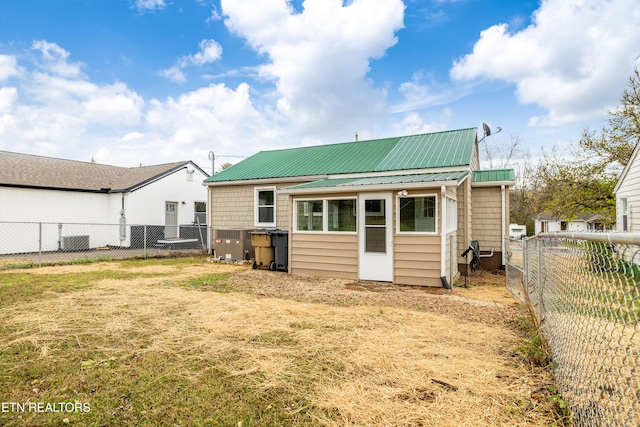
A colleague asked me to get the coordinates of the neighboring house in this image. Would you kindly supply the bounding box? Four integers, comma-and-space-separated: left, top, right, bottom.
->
0, 151, 208, 254
205, 128, 515, 287
614, 141, 640, 232
534, 213, 609, 234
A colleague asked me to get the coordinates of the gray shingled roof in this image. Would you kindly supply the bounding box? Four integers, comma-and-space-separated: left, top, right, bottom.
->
0, 151, 203, 193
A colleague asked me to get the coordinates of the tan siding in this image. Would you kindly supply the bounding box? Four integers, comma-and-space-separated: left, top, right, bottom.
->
290, 233, 358, 279
209, 181, 305, 231
471, 187, 503, 251
394, 234, 441, 286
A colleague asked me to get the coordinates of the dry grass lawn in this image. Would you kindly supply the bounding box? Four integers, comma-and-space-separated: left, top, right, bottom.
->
0, 258, 562, 426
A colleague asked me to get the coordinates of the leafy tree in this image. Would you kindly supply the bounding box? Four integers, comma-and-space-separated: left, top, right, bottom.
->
219, 162, 233, 171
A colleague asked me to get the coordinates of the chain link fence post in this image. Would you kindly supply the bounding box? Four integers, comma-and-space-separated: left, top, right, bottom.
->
38, 222, 42, 267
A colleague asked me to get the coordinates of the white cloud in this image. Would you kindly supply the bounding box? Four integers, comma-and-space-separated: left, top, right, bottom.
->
32, 40, 84, 78
0, 42, 145, 157
159, 66, 186, 83
160, 39, 223, 83
0, 55, 21, 81
134, 0, 167, 13
450, 0, 640, 126
221, 0, 405, 138
0, 87, 18, 113
392, 71, 472, 113
121, 131, 145, 141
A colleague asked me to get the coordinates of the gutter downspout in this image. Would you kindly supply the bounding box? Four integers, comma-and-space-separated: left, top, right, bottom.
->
501, 185, 506, 267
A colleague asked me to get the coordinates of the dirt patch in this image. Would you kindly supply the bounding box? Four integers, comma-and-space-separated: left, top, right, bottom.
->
224, 267, 521, 327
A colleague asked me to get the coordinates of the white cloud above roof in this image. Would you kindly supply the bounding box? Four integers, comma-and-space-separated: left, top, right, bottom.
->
450, 0, 640, 126
160, 39, 223, 83
221, 0, 405, 137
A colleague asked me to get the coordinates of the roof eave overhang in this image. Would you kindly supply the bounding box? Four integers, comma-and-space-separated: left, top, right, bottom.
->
0, 183, 125, 193
279, 179, 463, 195
471, 180, 516, 187
204, 175, 329, 187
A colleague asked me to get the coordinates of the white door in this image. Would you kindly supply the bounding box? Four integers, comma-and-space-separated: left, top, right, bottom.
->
359, 192, 393, 281
165, 202, 178, 239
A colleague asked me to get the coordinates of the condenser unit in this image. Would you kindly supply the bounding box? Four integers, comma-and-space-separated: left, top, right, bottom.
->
213, 228, 254, 261
61, 235, 90, 251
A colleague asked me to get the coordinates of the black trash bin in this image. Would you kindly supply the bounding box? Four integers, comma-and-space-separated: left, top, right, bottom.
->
271, 230, 289, 272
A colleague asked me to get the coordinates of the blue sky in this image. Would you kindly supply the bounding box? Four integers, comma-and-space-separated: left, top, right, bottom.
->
1, 0, 639, 173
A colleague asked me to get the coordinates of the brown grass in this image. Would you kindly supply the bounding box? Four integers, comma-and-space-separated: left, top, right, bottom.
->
0, 259, 561, 426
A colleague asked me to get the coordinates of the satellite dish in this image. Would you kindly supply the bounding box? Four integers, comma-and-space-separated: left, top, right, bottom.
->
482, 122, 491, 137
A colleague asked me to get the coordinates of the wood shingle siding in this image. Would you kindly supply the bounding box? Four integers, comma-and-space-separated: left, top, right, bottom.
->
471, 187, 503, 251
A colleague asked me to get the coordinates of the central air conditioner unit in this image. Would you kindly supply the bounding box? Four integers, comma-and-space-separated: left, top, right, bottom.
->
213, 228, 255, 261
61, 235, 90, 251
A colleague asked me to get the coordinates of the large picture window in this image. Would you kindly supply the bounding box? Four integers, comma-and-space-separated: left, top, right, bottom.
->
294, 198, 357, 232
255, 187, 276, 226
398, 195, 437, 233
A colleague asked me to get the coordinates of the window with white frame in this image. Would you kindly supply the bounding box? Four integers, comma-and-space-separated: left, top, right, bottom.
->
398, 195, 437, 233
255, 187, 276, 226
328, 199, 356, 232
446, 197, 457, 233
622, 198, 628, 231
296, 200, 323, 231
294, 198, 357, 232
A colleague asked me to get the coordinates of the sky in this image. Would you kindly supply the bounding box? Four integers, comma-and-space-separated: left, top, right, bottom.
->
1, 0, 639, 174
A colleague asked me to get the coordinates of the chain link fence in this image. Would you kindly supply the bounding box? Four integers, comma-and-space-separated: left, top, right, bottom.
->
0, 221, 211, 267
506, 232, 640, 426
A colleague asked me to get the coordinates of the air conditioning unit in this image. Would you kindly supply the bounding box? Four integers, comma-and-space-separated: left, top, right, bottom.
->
61, 235, 90, 251
213, 228, 254, 261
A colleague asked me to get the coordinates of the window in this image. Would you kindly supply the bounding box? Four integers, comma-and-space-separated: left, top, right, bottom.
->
445, 197, 457, 233
194, 201, 207, 225
622, 198, 628, 231
255, 188, 276, 226
294, 198, 357, 232
296, 200, 323, 231
328, 199, 356, 232
398, 195, 437, 233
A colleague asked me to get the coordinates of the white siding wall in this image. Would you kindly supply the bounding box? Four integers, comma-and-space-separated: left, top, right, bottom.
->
125, 169, 208, 226
0, 187, 114, 254
0, 187, 113, 223
616, 151, 640, 232
0, 168, 208, 254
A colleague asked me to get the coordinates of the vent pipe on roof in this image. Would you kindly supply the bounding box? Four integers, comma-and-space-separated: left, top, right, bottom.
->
355, 132, 358, 142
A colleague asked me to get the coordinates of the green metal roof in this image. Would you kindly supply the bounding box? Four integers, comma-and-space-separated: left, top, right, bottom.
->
471, 169, 516, 183
283, 171, 469, 192
205, 128, 477, 183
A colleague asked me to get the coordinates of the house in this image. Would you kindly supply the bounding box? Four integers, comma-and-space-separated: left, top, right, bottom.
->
204, 128, 515, 287
0, 151, 209, 254
534, 213, 609, 234
614, 141, 640, 232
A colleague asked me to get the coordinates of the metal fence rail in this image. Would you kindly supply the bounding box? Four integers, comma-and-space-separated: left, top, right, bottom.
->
506, 232, 640, 427
0, 221, 211, 266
